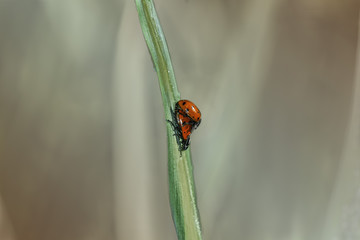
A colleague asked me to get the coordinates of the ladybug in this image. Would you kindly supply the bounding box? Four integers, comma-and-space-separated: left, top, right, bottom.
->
176, 100, 202, 128
177, 113, 192, 144
168, 99, 202, 151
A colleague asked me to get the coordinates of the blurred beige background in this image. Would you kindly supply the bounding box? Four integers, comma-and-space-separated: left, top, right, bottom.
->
1, 0, 360, 240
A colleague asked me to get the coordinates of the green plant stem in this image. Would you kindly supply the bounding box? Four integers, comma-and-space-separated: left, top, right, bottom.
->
135, 0, 202, 239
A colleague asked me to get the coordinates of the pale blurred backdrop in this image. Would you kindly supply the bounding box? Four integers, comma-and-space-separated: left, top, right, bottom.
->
1, 0, 360, 240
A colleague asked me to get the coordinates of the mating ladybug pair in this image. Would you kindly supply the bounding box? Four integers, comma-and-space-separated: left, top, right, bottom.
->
168, 100, 202, 151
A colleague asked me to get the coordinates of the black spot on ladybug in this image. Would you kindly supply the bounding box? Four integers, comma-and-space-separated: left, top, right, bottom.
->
182, 102, 186, 105
186, 108, 189, 112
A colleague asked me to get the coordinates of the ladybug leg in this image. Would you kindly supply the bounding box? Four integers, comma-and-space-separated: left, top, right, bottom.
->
192, 119, 201, 130
166, 119, 177, 131
166, 107, 184, 152
166, 107, 177, 131
167, 120, 182, 140
181, 137, 190, 151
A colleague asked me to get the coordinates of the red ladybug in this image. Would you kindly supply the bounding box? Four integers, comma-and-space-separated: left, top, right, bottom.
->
177, 113, 192, 143
168, 99, 202, 151
176, 100, 202, 127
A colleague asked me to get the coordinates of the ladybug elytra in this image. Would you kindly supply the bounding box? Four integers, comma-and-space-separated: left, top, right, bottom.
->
176, 100, 201, 126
